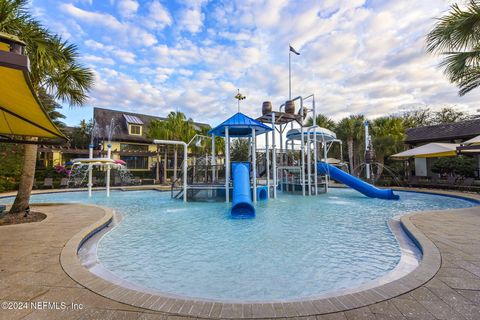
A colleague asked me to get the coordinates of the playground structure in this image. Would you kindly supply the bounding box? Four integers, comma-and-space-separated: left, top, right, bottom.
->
161, 94, 399, 217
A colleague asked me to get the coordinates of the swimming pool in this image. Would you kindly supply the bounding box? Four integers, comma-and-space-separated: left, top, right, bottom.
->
1, 189, 476, 301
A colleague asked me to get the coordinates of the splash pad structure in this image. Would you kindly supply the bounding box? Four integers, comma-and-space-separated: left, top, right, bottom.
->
71, 153, 126, 197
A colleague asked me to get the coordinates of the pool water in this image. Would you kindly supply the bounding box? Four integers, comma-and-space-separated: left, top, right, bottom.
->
1, 189, 476, 301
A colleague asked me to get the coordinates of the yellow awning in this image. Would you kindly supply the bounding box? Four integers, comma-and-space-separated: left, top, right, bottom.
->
0, 35, 66, 140
391, 143, 459, 159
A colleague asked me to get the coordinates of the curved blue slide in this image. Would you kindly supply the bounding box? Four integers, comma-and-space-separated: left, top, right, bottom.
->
317, 162, 399, 200
231, 162, 256, 216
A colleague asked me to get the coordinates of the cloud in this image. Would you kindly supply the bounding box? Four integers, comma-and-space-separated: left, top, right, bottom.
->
117, 0, 139, 19
60, 3, 157, 46
84, 39, 136, 64
83, 54, 115, 65
48, 0, 480, 126
177, 0, 208, 33
144, 0, 172, 30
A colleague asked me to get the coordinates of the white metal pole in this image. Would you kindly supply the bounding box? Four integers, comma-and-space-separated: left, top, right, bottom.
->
307, 131, 311, 196
183, 144, 187, 202
300, 100, 305, 196
289, 50, 291, 100
106, 144, 111, 197
272, 113, 277, 199
323, 137, 329, 193
313, 130, 318, 196
88, 144, 93, 197
365, 121, 370, 180
211, 134, 215, 182
252, 128, 257, 203
265, 132, 270, 198
225, 128, 230, 203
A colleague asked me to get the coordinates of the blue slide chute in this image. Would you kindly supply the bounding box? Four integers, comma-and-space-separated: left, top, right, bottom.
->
231, 162, 255, 216
317, 162, 399, 200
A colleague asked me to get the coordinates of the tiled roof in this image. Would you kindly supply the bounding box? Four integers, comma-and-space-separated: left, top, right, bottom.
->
405, 118, 480, 144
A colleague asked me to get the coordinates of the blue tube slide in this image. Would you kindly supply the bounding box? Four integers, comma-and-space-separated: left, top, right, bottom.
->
317, 162, 399, 200
231, 162, 256, 216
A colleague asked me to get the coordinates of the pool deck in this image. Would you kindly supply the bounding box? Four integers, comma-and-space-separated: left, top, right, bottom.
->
0, 188, 479, 319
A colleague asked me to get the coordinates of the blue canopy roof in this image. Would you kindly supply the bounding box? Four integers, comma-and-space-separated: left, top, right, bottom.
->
208, 112, 273, 137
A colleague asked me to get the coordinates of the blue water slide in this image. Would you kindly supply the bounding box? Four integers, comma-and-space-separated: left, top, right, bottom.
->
317, 162, 399, 200
231, 162, 256, 216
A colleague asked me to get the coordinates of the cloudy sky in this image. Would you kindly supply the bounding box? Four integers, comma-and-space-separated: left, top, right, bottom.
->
31, 0, 478, 126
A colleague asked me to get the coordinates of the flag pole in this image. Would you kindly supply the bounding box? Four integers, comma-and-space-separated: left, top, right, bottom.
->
288, 46, 292, 100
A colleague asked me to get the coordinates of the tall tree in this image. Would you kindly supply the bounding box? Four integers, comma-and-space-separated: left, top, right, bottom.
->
1, 0, 94, 214
371, 117, 405, 178
401, 108, 432, 129
336, 115, 365, 175
432, 107, 469, 123
147, 112, 195, 182
305, 114, 336, 130
427, 0, 480, 95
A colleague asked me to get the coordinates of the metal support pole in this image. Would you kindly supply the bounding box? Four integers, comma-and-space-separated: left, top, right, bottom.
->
323, 137, 329, 193
106, 144, 111, 197
211, 134, 215, 183
88, 144, 93, 198
225, 128, 230, 203
265, 132, 270, 198
313, 130, 318, 196
289, 51, 291, 100
300, 100, 305, 196
365, 121, 371, 180
307, 132, 311, 195
272, 113, 277, 199
183, 145, 187, 202
252, 128, 257, 203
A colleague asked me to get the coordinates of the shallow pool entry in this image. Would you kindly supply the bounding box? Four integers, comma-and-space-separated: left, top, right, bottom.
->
1, 189, 476, 301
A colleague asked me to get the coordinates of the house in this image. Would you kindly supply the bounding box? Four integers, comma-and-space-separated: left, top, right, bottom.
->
37, 107, 210, 180
403, 118, 480, 177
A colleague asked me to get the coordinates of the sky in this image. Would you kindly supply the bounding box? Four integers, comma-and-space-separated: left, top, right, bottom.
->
30, 0, 479, 127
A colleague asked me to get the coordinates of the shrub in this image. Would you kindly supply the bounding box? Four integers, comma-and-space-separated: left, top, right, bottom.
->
431, 156, 476, 178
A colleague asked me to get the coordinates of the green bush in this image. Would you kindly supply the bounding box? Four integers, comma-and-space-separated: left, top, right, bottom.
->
431, 156, 476, 178
0, 144, 24, 192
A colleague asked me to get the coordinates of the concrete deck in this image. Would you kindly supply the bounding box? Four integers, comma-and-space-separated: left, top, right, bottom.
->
0, 190, 479, 319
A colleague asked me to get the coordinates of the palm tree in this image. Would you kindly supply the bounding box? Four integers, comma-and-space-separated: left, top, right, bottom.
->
371, 117, 405, 178
1, 0, 94, 214
336, 115, 365, 175
426, 1, 480, 95
305, 114, 336, 130
147, 112, 196, 182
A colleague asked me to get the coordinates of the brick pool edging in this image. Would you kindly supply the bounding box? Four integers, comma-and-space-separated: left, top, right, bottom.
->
58, 200, 459, 318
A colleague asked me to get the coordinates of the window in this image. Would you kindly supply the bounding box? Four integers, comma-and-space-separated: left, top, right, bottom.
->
129, 125, 142, 135
121, 156, 148, 169
120, 143, 148, 152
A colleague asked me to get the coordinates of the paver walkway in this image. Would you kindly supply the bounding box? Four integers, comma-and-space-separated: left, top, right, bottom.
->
0, 201, 479, 319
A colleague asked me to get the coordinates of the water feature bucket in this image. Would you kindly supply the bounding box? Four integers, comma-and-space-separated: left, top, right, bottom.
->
262, 101, 272, 115
285, 100, 295, 114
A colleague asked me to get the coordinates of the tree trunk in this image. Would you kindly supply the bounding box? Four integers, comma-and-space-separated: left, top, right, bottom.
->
173, 145, 178, 181
10, 141, 38, 214
347, 139, 354, 175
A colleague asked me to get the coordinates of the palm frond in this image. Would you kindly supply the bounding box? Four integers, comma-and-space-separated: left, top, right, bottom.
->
427, 1, 480, 53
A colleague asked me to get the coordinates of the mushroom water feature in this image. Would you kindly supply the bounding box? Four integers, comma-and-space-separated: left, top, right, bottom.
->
70, 158, 126, 197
